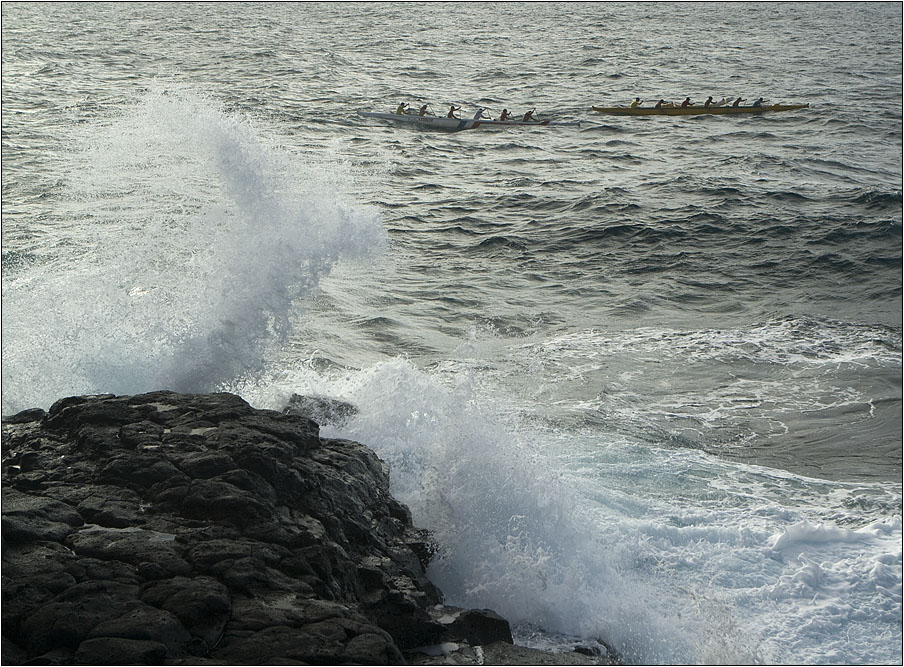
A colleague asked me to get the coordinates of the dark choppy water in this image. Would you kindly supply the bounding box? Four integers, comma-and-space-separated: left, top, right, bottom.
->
2, 3, 901, 664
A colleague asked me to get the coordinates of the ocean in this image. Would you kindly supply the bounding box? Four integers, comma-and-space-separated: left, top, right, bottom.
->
1, 2, 901, 664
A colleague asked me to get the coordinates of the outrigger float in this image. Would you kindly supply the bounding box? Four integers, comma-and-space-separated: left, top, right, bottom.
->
591, 103, 809, 117
357, 111, 580, 131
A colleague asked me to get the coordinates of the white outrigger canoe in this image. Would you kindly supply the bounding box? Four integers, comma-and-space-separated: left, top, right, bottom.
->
357, 110, 579, 131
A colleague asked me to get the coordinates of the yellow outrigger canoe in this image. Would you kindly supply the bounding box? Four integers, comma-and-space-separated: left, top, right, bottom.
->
592, 103, 809, 116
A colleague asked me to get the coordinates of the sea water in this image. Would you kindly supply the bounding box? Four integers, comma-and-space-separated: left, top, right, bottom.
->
2, 3, 901, 664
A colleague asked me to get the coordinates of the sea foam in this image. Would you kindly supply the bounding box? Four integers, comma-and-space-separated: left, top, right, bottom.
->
1, 83, 385, 414
256, 357, 764, 664
248, 344, 902, 665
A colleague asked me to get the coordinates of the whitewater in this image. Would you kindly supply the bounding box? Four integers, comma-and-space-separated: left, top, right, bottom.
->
2, 3, 901, 664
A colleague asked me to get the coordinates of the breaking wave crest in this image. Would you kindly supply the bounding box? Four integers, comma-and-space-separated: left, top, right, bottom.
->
1, 84, 386, 414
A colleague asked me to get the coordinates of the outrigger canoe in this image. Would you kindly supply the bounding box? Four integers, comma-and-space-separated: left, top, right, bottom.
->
592, 103, 809, 116
357, 111, 580, 131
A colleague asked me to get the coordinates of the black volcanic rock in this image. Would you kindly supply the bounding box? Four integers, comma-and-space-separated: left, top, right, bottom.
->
2, 391, 610, 665
1, 392, 473, 665
283, 393, 358, 426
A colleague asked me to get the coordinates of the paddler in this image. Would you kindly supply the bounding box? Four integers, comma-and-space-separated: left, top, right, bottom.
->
680, 97, 692, 108
473, 108, 489, 121
498, 108, 511, 121
732, 97, 745, 107
418, 104, 430, 116
522, 108, 536, 122
752, 97, 764, 107
395, 102, 409, 115
654, 99, 665, 110
447, 105, 461, 118
704, 96, 714, 108
630, 97, 642, 109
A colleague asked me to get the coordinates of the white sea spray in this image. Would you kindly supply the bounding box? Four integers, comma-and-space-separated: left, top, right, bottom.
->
1, 83, 386, 414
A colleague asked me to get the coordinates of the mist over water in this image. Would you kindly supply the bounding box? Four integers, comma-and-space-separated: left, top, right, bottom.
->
2, 85, 386, 412
2, 3, 901, 664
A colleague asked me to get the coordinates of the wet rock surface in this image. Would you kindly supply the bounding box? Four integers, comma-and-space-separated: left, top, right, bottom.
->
2, 391, 611, 665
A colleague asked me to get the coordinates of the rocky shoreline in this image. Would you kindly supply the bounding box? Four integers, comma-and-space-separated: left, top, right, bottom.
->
2, 391, 615, 665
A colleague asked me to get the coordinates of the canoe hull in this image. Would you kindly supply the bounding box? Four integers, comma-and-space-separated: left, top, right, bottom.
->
358, 112, 474, 131
357, 111, 576, 131
592, 104, 809, 116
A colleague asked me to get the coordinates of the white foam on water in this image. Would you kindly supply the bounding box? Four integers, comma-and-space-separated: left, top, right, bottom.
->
453, 318, 902, 466
250, 357, 711, 664
1, 83, 386, 414
245, 338, 901, 665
